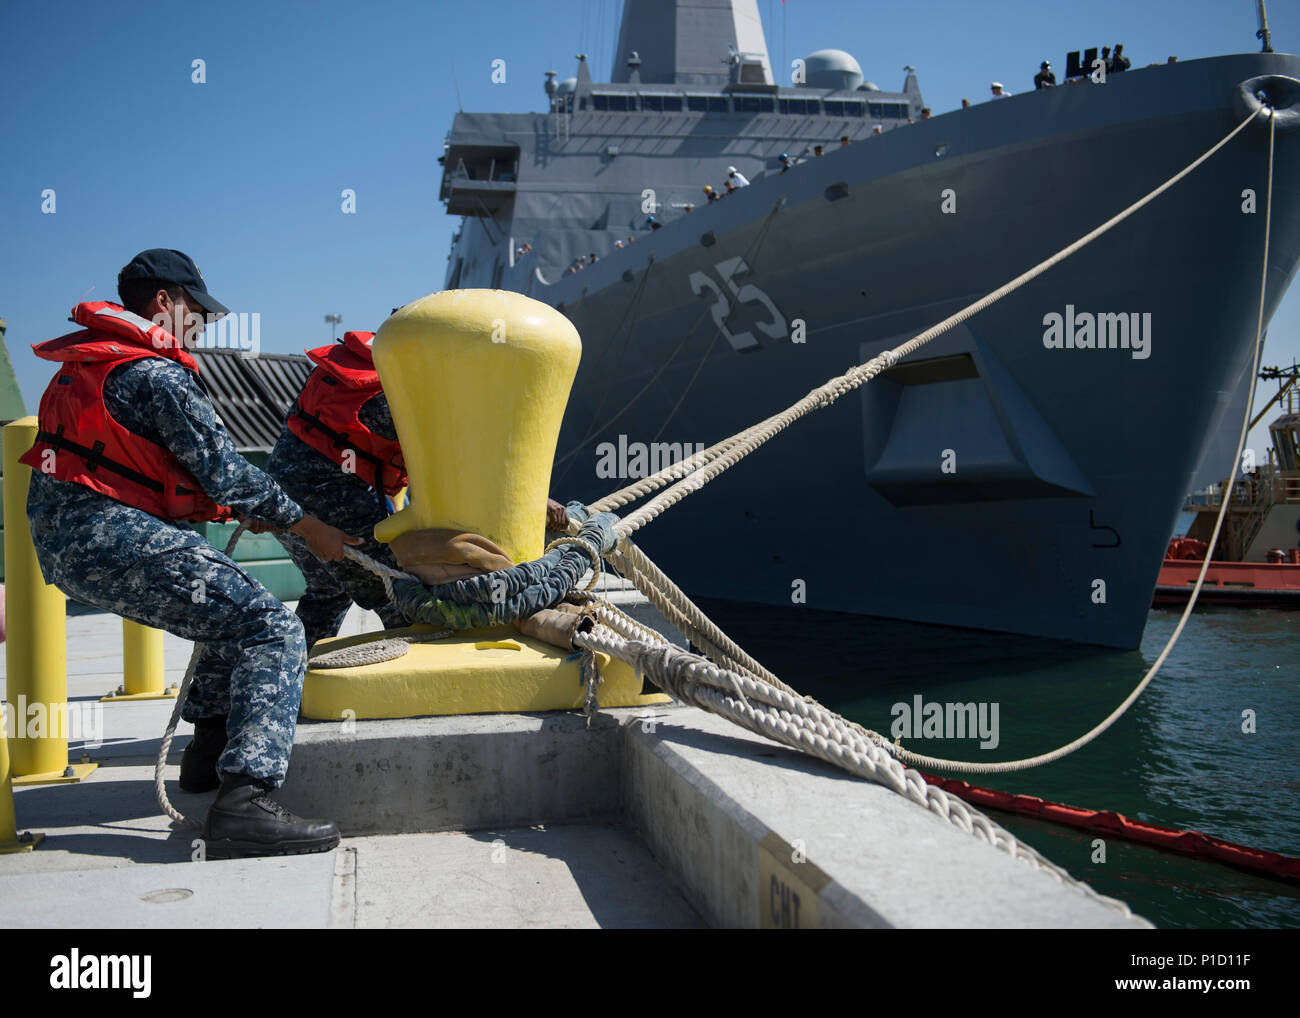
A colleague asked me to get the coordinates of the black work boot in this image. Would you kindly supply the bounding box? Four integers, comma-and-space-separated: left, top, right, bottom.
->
200, 773, 340, 859
179, 715, 228, 793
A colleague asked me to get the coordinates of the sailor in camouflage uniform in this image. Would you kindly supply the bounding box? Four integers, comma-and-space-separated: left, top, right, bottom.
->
263, 328, 409, 654
22, 249, 357, 858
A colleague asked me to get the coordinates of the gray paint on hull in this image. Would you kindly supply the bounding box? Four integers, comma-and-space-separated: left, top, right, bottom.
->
443, 51, 1300, 647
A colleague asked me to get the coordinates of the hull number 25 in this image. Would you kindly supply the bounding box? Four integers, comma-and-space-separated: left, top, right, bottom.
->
689, 256, 787, 352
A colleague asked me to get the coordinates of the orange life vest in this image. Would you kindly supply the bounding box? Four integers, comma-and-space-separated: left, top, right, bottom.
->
285, 331, 408, 495
19, 302, 233, 522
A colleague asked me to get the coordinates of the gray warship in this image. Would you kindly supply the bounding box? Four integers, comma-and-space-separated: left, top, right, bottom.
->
436, 0, 1300, 648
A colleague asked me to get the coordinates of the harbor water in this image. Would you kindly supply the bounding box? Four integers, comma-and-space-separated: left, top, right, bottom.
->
691, 522, 1299, 928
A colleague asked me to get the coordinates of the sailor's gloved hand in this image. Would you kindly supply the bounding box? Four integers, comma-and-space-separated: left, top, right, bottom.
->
235, 514, 276, 535
291, 515, 364, 562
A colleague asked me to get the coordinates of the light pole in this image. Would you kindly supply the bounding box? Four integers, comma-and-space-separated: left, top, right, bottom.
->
325, 313, 342, 342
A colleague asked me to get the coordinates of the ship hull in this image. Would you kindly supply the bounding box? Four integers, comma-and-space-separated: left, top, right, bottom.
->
470, 53, 1300, 648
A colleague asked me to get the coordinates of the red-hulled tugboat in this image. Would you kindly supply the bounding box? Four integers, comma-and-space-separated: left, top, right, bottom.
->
1156, 364, 1300, 605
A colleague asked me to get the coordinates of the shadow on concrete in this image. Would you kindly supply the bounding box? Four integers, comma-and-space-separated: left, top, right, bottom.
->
20, 829, 200, 867
74, 736, 189, 762
647, 718, 863, 785
14, 776, 211, 826
461, 821, 706, 929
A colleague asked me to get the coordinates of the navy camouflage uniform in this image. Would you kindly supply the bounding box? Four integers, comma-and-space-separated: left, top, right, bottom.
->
27, 358, 307, 787
263, 393, 406, 651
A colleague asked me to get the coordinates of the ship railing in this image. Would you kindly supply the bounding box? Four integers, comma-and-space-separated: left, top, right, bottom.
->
1194, 470, 1291, 510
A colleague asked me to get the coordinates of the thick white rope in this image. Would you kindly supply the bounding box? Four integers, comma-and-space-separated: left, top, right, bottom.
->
582, 106, 1278, 775
328, 106, 1270, 904
575, 626, 1135, 916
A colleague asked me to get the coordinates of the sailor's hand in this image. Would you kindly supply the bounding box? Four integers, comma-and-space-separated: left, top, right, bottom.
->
546, 498, 570, 531
290, 515, 364, 562
236, 514, 276, 535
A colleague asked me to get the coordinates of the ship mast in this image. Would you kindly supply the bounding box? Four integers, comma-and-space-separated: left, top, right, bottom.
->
609, 0, 773, 86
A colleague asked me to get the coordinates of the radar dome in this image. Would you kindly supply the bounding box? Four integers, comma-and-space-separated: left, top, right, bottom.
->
803, 49, 863, 91
858, 81, 881, 92
556, 77, 577, 96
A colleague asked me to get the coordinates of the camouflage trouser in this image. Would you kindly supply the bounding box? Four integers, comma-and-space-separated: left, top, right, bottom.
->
263, 475, 404, 653
27, 495, 305, 787
277, 525, 406, 651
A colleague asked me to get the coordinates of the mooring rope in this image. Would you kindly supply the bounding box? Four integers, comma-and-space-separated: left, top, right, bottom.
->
572, 626, 1136, 915
580, 105, 1279, 776
224, 106, 1270, 911
592, 107, 1267, 537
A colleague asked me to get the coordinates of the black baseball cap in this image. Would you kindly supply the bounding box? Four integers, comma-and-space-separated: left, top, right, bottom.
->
118, 249, 230, 317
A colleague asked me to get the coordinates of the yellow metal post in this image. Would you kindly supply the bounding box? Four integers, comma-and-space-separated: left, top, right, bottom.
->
0, 704, 44, 853
3, 417, 97, 784
102, 620, 177, 701
303, 290, 670, 721
373, 290, 581, 561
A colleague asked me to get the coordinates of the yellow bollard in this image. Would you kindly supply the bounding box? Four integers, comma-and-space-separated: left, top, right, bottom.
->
303, 290, 669, 720
373, 290, 581, 561
3, 417, 97, 785
0, 704, 44, 853
102, 620, 177, 701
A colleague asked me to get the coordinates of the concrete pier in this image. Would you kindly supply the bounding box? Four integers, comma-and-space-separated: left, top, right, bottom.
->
0, 582, 1148, 928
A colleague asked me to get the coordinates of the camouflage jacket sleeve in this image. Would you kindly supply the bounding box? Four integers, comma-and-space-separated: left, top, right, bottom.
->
119, 360, 305, 529
358, 392, 399, 443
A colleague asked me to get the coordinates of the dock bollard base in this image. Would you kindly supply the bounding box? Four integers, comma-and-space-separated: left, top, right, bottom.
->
302, 624, 670, 720
100, 683, 180, 703
0, 832, 45, 854
11, 762, 99, 786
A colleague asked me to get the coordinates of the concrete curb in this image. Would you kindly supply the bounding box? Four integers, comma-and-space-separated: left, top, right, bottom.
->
278, 704, 1147, 928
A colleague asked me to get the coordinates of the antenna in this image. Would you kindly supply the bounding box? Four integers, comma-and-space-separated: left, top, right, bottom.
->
451, 59, 464, 112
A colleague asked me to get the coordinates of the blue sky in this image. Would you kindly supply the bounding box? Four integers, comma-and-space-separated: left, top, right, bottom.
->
2, 0, 1297, 458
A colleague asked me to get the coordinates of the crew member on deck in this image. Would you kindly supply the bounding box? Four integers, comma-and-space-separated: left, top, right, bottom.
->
264, 327, 412, 663
727, 166, 750, 187
22, 249, 353, 858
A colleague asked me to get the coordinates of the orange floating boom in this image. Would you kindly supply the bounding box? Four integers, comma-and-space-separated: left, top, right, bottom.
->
923, 773, 1300, 884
